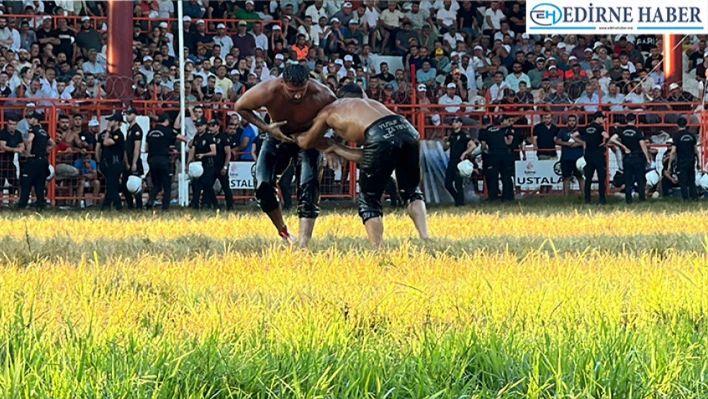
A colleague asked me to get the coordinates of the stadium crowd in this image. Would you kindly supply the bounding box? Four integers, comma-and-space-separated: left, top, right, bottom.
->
0, 0, 707, 209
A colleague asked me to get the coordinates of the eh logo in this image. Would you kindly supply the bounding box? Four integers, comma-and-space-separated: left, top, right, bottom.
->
530, 3, 563, 26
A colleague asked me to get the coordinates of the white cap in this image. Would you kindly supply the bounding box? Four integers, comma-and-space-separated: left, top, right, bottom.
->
335, 59, 344, 66
159, 22, 168, 28
275, 53, 284, 60
81, 16, 90, 21
669, 83, 680, 90
88, 119, 99, 127
230, 69, 240, 75
584, 48, 593, 53
451, 51, 460, 58
143, 56, 153, 62
343, 1, 352, 7
245, 0, 254, 4
183, 16, 191, 22
521, 33, 529, 39
653, 84, 662, 90
544, 38, 552, 42
42, 16, 52, 21
557, 43, 566, 49
273, 25, 281, 30
446, 82, 456, 89
548, 65, 557, 70
217, 23, 225, 29
473, 45, 483, 51
502, 44, 511, 53
215, 87, 224, 94
593, 41, 603, 49
569, 56, 577, 60
331, 17, 340, 23
417, 84, 427, 91
348, 68, 355, 73
196, 19, 205, 25
344, 55, 353, 62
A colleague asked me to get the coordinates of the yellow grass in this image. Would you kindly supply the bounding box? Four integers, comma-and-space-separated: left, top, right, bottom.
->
0, 207, 707, 398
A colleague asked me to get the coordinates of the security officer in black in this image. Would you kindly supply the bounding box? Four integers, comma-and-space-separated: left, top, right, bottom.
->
609, 113, 651, 204
145, 114, 187, 210
188, 117, 218, 209
480, 115, 515, 202
96, 112, 126, 211
122, 107, 144, 209
209, 119, 234, 210
17, 112, 55, 210
573, 111, 609, 205
443, 116, 475, 206
668, 116, 699, 200
0, 117, 24, 197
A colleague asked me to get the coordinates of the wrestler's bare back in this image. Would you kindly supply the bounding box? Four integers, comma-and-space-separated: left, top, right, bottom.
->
234, 78, 336, 135
317, 99, 396, 145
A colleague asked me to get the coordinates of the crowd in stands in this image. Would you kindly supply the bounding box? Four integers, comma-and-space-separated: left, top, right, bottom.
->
0, 1, 708, 208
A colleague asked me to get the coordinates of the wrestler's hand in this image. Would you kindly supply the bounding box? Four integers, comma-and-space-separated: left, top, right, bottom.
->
323, 152, 342, 170
265, 121, 294, 143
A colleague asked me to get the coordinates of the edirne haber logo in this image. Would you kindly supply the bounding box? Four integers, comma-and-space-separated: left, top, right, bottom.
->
526, 0, 708, 34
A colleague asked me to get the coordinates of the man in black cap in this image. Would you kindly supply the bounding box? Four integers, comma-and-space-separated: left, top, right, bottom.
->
443, 116, 476, 206
96, 112, 126, 211
208, 119, 234, 210
145, 114, 187, 210
572, 111, 609, 205
480, 115, 515, 202
188, 117, 218, 209
668, 116, 699, 200
122, 107, 144, 209
609, 113, 651, 204
0, 117, 24, 198
17, 112, 55, 210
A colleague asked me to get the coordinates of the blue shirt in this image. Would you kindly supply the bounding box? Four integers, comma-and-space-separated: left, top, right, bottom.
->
74, 159, 97, 175
239, 126, 258, 161
557, 129, 583, 161
416, 68, 437, 84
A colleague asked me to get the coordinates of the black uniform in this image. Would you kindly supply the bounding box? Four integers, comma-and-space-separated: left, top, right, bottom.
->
145, 125, 178, 210
0, 127, 23, 194
212, 130, 234, 210
661, 151, 678, 197
122, 123, 144, 209
190, 133, 218, 209
445, 129, 471, 206
617, 125, 647, 203
673, 129, 698, 200
17, 124, 50, 209
481, 125, 515, 201
99, 128, 125, 210
358, 115, 424, 223
582, 122, 607, 204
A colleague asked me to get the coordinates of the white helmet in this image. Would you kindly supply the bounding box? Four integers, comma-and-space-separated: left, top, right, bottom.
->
457, 160, 475, 178
188, 161, 204, 179
46, 164, 55, 181
213, 179, 222, 193
126, 175, 142, 194
575, 157, 586, 172
645, 170, 660, 188
696, 171, 703, 190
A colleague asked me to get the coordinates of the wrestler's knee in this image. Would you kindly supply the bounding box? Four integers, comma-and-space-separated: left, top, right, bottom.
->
399, 187, 424, 207
255, 180, 279, 213
358, 193, 383, 224
296, 178, 320, 219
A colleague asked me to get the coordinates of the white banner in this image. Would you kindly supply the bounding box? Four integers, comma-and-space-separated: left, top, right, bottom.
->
515, 159, 565, 190
526, 0, 708, 34
228, 161, 255, 190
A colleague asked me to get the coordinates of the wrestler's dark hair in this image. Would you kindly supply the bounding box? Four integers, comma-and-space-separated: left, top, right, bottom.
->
282, 64, 309, 87
337, 83, 364, 99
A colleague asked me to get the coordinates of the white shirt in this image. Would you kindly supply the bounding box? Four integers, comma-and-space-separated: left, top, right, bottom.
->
311, 25, 330, 47
489, 81, 510, 102
305, 4, 328, 21
438, 94, 463, 113
83, 60, 107, 76
379, 9, 405, 27
433, 0, 459, 12
297, 25, 312, 41
250, 31, 268, 51
602, 93, 625, 112
11, 29, 20, 52
164, 32, 175, 57
158, 0, 174, 18
483, 8, 505, 31
214, 34, 233, 59
442, 32, 464, 49
436, 8, 457, 28
363, 7, 380, 29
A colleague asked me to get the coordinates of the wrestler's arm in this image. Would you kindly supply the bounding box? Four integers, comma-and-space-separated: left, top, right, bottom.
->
292, 107, 332, 150
329, 142, 363, 164
233, 82, 273, 133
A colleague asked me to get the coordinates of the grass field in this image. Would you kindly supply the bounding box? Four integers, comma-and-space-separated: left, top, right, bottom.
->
1, 199, 708, 398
